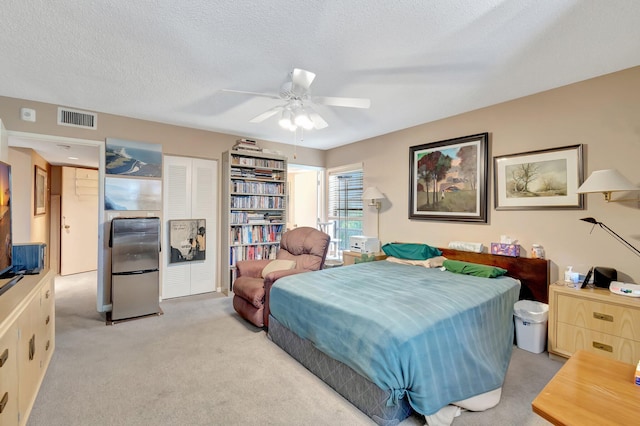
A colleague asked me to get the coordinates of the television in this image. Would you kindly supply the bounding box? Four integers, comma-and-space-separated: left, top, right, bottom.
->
0, 160, 12, 277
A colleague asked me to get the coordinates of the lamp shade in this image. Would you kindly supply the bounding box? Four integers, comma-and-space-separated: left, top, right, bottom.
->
576, 169, 637, 194
362, 186, 384, 200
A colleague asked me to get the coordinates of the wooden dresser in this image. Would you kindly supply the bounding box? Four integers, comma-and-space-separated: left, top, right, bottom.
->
0, 270, 55, 426
548, 283, 640, 364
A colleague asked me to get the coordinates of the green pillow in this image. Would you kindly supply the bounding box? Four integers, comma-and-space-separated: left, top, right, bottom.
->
443, 259, 507, 278
381, 243, 442, 260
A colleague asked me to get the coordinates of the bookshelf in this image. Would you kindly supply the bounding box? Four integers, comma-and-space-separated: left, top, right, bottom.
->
221, 149, 287, 294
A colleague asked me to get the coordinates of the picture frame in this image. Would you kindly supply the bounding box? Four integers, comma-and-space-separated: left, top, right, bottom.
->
494, 144, 584, 210
169, 219, 206, 263
409, 133, 488, 223
34, 165, 47, 215
105, 138, 162, 177
104, 177, 162, 211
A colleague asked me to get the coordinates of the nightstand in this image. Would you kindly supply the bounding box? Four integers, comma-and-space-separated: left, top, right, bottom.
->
342, 251, 387, 266
548, 282, 640, 364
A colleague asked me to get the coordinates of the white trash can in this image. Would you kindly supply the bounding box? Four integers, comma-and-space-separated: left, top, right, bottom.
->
514, 300, 549, 354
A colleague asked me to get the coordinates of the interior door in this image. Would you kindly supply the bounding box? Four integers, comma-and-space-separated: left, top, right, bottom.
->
60, 166, 99, 275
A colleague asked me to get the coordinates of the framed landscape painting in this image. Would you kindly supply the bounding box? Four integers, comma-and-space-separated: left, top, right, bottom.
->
409, 133, 489, 223
494, 144, 584, 210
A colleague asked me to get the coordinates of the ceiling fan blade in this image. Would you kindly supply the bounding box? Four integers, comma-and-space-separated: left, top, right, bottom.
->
313, 96, 371, 109
249, 105, 284, 123
291, 68, 316, 93
308, 110, 328, 130
220, 89, 280, 100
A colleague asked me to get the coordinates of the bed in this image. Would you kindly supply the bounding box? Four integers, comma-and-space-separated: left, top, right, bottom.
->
267, 247, 549, 425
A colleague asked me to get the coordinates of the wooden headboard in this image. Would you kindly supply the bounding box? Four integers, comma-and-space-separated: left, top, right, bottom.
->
439, 248, 550, 303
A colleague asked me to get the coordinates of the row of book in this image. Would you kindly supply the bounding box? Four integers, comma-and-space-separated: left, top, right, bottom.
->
231, 180, 284, 195
229, 243, 279, 266
230, 156, 285, 169
230, 224, 283, 245
230, 167, 284, 180
230, 212, 284, 224
231, 195, 284, 209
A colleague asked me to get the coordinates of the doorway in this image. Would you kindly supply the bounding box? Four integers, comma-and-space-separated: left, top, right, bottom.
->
8, 132, 103, 295
287, 164, 324, 230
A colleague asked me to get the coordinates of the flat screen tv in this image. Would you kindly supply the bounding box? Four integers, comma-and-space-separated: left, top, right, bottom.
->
0, 160, 12, 276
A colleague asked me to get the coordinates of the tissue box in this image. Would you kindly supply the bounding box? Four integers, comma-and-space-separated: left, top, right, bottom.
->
490, 243, 520, 257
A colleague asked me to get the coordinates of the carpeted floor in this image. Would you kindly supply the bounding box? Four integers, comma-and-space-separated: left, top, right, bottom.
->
27, 272, 561, 425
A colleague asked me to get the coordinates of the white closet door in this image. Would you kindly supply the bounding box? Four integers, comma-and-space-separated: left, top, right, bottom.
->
162, 156, 217, 299
189, 158, 217, 294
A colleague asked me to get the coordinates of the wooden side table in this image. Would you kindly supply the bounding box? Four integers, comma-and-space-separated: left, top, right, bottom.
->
532, 350, 640, 425
342, 251, 387, 266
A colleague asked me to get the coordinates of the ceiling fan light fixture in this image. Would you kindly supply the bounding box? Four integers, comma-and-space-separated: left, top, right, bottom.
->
278, 110, 294, 130
294, 110, 313, 130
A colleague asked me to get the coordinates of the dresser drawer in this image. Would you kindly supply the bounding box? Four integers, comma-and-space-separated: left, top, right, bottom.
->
556, 322, 640, 364
556, 293, 640, 340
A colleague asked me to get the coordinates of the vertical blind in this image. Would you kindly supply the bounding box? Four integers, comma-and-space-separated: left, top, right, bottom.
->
327, 168, 363, 251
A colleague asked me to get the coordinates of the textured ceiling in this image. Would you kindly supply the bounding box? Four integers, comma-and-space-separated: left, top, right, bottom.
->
2, 0, 640, 152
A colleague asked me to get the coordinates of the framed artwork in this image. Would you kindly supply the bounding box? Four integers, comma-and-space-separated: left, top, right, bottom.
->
169, 219, 206, 263
34, 165, 47, 215
105, 138, 162, 177
104, 177, 162, 211
409, 133, 488, 223
494, 144, 584, 210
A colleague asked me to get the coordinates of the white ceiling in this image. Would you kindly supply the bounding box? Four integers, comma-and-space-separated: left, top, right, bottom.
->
2, 0, 640, 161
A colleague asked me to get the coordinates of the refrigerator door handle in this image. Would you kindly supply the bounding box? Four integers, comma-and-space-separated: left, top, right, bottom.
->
112, 269, 158, 276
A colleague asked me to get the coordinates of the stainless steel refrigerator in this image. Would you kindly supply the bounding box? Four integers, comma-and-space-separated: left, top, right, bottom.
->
110, 217, 161, 321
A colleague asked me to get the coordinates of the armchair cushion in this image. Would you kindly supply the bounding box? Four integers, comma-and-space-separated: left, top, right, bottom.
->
261, 259, 296, 278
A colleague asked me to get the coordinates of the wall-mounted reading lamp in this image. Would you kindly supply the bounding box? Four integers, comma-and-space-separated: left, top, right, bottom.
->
580, 217, 640, 258
576, 169, 638, 202
362, 186, 385, 238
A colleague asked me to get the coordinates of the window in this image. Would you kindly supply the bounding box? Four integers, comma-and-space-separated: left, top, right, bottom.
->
327, 165, 363, 254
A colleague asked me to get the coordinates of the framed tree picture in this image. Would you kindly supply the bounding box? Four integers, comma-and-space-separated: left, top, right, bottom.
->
494, 144, 584, 210
34, 165, 47, 215
409, 133, 489, 223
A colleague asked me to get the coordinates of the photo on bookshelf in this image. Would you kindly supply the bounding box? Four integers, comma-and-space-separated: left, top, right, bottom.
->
169, 219, 206, 263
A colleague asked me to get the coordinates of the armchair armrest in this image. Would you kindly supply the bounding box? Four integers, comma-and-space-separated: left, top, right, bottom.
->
236, 259, 271, 278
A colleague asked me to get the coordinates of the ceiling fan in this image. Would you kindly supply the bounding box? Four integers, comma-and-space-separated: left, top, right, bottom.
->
222, 68, 371, 131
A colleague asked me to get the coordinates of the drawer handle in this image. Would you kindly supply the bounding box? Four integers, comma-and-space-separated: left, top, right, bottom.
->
0, 348, 7, 367
45, 290, 50, 299
46, 315, 50, 325
593, 312, 613, 322
0, 392, 8, 414
592, 341, 613, 352
46, 340, 50, 351
28, 334, 36, 361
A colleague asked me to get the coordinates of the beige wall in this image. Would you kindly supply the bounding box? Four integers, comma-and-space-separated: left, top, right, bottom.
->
0, 96, 325, 307
327, 66, 640, 283
7, 147, 50, 248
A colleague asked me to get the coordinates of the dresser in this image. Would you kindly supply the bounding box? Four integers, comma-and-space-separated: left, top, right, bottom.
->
0, 270, 55, 426
548, 283, 640, 364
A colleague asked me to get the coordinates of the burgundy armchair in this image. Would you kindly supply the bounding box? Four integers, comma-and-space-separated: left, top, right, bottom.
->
232, 226, 330, 328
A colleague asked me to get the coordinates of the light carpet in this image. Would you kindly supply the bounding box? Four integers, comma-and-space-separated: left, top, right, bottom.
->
27, 272, 561, 425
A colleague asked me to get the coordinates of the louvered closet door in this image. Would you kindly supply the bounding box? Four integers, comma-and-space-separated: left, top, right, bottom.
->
162, 156, 217, 299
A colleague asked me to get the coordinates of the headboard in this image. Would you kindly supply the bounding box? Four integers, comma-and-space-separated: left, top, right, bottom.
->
438, 248, 550, 303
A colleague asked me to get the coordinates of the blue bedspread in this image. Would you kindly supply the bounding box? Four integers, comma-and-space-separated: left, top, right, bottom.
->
269, 261, 520, 415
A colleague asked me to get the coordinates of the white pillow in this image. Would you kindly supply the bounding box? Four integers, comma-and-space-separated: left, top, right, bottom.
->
261, 259, 297, 278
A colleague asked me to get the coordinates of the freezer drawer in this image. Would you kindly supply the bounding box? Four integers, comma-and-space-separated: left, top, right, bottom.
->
111, 271, 160, 321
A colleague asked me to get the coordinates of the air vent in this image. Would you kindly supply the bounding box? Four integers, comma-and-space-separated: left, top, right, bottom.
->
57, 107, 97, 130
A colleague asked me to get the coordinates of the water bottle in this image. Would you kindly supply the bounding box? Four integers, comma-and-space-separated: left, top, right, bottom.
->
531, 244, 545, 259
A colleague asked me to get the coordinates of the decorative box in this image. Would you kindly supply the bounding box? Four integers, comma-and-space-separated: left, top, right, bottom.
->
490, 242, 520, 257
